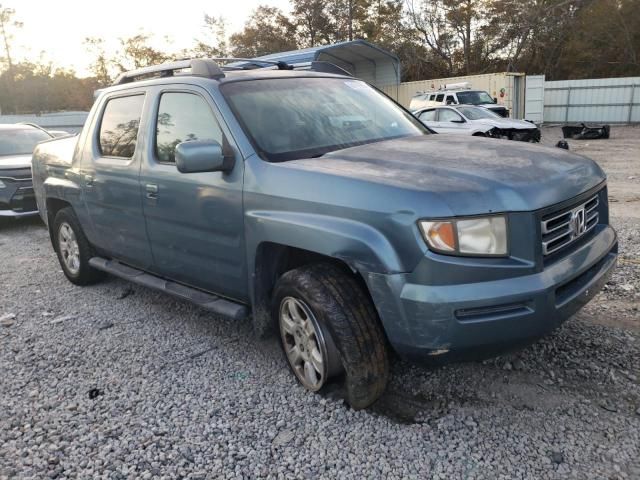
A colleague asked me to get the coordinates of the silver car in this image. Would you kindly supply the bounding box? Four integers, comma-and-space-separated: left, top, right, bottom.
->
414, 105, 541, 142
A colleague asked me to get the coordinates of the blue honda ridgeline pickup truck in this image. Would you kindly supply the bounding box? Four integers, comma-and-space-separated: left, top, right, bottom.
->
32, 59, 617, 409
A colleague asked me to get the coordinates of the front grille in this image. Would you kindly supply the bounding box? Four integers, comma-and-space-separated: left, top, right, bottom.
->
0, 167, 32, 180
541, 194, 599, 256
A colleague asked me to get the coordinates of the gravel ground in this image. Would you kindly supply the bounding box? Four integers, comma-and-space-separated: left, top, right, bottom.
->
1, 128, 639, 479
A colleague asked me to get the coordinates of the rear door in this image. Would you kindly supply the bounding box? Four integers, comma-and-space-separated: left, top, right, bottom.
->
81, 91, 153, 268
140, 86, 247, 301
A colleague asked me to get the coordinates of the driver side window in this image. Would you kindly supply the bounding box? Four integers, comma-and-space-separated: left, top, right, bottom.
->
155, 92, 224, 164
437, 109, 464, 123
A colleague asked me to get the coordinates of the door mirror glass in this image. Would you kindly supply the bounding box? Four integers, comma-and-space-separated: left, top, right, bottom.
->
175, 140, 233, 173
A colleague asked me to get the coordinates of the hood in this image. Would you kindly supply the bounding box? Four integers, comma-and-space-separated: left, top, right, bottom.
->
0, 154, 31, 170
281, 135, 605, 216
473, 117, 536, 130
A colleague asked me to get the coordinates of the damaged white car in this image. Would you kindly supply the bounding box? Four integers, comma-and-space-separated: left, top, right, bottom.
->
414, 105, 541, 142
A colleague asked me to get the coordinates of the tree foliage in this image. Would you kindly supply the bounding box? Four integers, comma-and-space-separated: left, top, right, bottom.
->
0, 0, 639, 114
229, 6, 298, 58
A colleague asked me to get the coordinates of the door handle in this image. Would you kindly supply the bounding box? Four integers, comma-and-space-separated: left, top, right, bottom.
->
146, 183, 158, 199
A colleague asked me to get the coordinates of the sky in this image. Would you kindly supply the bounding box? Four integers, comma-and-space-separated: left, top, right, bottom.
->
3, 0, 291, 77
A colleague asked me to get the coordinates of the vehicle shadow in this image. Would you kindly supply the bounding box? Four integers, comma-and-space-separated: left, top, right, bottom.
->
0, 215, 45, 232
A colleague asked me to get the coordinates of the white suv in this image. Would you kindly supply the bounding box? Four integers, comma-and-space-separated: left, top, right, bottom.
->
410, 85, 509, 118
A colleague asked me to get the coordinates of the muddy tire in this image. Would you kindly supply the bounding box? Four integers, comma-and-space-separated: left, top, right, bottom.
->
53, 207, 105, 286
273, 263, 389, 409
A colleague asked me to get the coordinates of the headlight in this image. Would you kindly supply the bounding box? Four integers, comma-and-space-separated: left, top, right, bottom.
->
418, 216, 508, 256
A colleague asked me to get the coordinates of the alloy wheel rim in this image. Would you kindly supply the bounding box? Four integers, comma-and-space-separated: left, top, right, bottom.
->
279, 296, 328, 391
58, 222, 81, 275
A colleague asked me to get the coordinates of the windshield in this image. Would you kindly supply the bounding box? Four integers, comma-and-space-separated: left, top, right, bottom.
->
456, 90, 495, 105
457, 106, 501, 120
222, 78, 428, 162
0, 127, 51, 156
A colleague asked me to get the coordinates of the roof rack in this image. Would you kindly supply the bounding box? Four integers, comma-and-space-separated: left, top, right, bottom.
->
112, 57, 351, 86
113, 58, 294, 85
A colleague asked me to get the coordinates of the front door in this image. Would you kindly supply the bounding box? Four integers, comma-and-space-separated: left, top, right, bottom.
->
140, 87, 247, 302
434, 108, 469, 134
81, 92, 153, 268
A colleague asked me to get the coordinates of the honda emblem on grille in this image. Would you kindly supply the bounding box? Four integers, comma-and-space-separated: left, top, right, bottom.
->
572, 207, 587, 237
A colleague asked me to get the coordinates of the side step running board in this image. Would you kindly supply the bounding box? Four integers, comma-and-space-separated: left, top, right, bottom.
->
88, 257, 249, 320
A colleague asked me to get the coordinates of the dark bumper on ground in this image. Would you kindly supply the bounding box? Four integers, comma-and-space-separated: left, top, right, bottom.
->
367, 225, 618, 362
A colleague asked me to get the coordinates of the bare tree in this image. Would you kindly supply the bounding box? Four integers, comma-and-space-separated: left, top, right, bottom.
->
83, 37, 112, 86
0, 4, 22, 72
191, 15, 228, 57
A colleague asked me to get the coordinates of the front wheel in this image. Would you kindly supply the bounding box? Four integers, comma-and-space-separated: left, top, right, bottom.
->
273, 263, 389, 409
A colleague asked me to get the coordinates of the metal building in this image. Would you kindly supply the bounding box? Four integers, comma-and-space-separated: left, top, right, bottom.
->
251, 40, 401, 90
542, 76, 640, 124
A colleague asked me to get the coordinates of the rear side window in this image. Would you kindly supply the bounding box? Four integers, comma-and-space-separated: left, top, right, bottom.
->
155, 92, 223, 163
99, 95, 145, 158
418, 110, 436, 121
435, 94, 444, 102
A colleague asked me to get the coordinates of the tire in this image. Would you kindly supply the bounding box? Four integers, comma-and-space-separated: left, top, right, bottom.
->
272, 263, 389, 409
52, 207, 105, 285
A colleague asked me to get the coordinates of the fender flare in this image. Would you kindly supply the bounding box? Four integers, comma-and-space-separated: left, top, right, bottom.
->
245, 210, 405, 277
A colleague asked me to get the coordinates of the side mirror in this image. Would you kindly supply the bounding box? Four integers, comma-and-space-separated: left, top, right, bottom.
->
493, 97, 498, 104
175, 140, 234, 174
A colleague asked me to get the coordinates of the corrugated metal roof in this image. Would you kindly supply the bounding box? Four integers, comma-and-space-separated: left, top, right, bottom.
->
252, 40, 401, 88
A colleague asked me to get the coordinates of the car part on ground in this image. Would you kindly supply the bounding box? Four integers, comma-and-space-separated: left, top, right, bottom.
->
562, 123, 610, 140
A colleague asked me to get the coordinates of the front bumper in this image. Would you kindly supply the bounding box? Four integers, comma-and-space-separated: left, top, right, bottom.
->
0, 169, 38, 218
488, 127, 541, 142
367, 225, 617, 361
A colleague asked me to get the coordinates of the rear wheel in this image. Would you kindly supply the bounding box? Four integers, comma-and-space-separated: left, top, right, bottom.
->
273, 263, 389, 409
53, 207, 105, 285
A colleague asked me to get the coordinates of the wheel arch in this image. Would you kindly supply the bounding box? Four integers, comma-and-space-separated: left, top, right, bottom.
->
251, 242, 379, 338
45, 197, 73, 247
